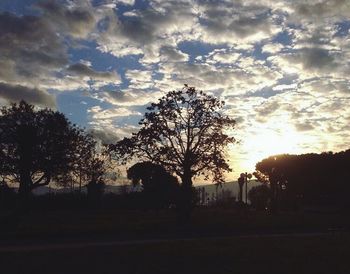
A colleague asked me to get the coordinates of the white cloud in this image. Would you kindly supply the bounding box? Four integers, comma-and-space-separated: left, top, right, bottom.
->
262, 43, 284, 54
88, 105, 141, 118
2, 0, 350, 179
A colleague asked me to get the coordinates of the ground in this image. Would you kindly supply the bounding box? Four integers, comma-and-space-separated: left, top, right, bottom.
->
1, 208, 350, 273
1, 233, 350, 274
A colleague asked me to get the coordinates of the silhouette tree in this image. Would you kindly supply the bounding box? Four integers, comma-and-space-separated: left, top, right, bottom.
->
237, 174, 245, 203
86, 157, 106, 207
0, 101, 94, 203
237, 172, 252, 204
255, 150, 350, 209
110, 85, 236, 216
55, 135, 108, 197
127, 162, 180, 209
248, 184, 270, 210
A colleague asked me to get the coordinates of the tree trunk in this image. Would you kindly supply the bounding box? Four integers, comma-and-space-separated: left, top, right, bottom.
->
178, 170, 194, 223
238, 182, 244, 203
270, 179, 278, 212
18, 169, 32, 212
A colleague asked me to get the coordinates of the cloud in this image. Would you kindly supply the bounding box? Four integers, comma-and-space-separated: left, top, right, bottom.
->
295, 122, 315, 132
37, 0, 96, 39
154, 54, 282, 96
0, 82, 55, 107
67, 63, 120, 81
98, 88, 163, 106
87, 128, 120, 144
262, 43, 284, 54
88, 105, 141, 118
256, 100, 280, 121
160, 46, 189, 62
206, 49, 241, 64
269, 47, 345, 78
290, 0, 350, 23
197, 1, 281, 44
1, 0, 350, 179
0, 11, 67, 88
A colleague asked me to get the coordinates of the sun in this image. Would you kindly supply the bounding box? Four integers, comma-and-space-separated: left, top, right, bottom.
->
229, 121, 314, 178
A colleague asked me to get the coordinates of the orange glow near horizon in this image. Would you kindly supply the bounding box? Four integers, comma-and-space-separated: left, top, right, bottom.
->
228, 122, 316, 180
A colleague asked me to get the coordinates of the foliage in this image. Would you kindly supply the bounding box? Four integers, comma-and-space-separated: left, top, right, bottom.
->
255, 150, 350, 208
248, 184, 270, 210
237, 172, 252, 203
55, 140, 109, 194
127, 162, 180, 209
0, 101, 100, 198
110, 85, 236, 187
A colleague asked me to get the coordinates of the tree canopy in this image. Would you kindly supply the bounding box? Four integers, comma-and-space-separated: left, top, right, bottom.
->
0, 101, 98, 198
110, 85, 236, 188
255, 150, 350, 208
127, 162, 180, 209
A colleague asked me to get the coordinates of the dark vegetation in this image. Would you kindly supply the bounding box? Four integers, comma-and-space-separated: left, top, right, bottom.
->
0, 101, 105, 210
127, 162, 180, 209
109, 85, 236, 219
1, 86, 350, 274
1, 87, 350, 218
254, 151, 350, 211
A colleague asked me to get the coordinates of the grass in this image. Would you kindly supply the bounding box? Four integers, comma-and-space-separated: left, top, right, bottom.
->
1, 233, 350, 274
1, 207, 349, 241
1, 208, 350, 273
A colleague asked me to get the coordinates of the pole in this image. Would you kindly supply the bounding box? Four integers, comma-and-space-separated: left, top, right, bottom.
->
245, 174, 248, 204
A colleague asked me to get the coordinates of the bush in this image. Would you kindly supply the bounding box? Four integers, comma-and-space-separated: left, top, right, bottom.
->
248, 185, 270, 210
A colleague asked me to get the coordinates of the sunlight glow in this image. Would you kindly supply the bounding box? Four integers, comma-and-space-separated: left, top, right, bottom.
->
229, 120, 316, 178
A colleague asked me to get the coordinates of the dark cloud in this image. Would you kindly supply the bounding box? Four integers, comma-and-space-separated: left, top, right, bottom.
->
119, 15, 155, 44
160, 46, 188, 62
294, 0, 350, 19
0, 11, 67, 87
0, 12, 66, 64
300, 48, 336, 70
67, 63, 117, 80
0, 3, 108, 103
0, 82, 55, 107
96, 0, 196, 58
198, 1, 276, 43
37, 0, 96, 38
295, 122, 315, 131
87, 128, 120, 144
256, 100, 280, 119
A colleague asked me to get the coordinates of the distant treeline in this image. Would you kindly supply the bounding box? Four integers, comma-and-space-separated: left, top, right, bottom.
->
256, 149, 350, 209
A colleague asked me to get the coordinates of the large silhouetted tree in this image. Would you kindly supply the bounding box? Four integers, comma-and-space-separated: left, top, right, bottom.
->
110, 85, 236, 216
0, 101, 95, 203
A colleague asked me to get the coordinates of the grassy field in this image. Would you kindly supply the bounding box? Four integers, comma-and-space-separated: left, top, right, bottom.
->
1, 207, 349, 240
1, 208, 350, 273
1, 233, 350, 274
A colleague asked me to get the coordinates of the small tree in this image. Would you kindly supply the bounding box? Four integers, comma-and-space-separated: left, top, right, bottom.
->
86, 157, 106, 206
127, 162, 180, 209
248, 185, 270, 210
110, 85, 236, 215
55, 134, 108, 195
0, 101, 94, 203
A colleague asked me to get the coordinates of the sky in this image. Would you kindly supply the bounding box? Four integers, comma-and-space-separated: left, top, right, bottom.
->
0, 0, 350, 182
